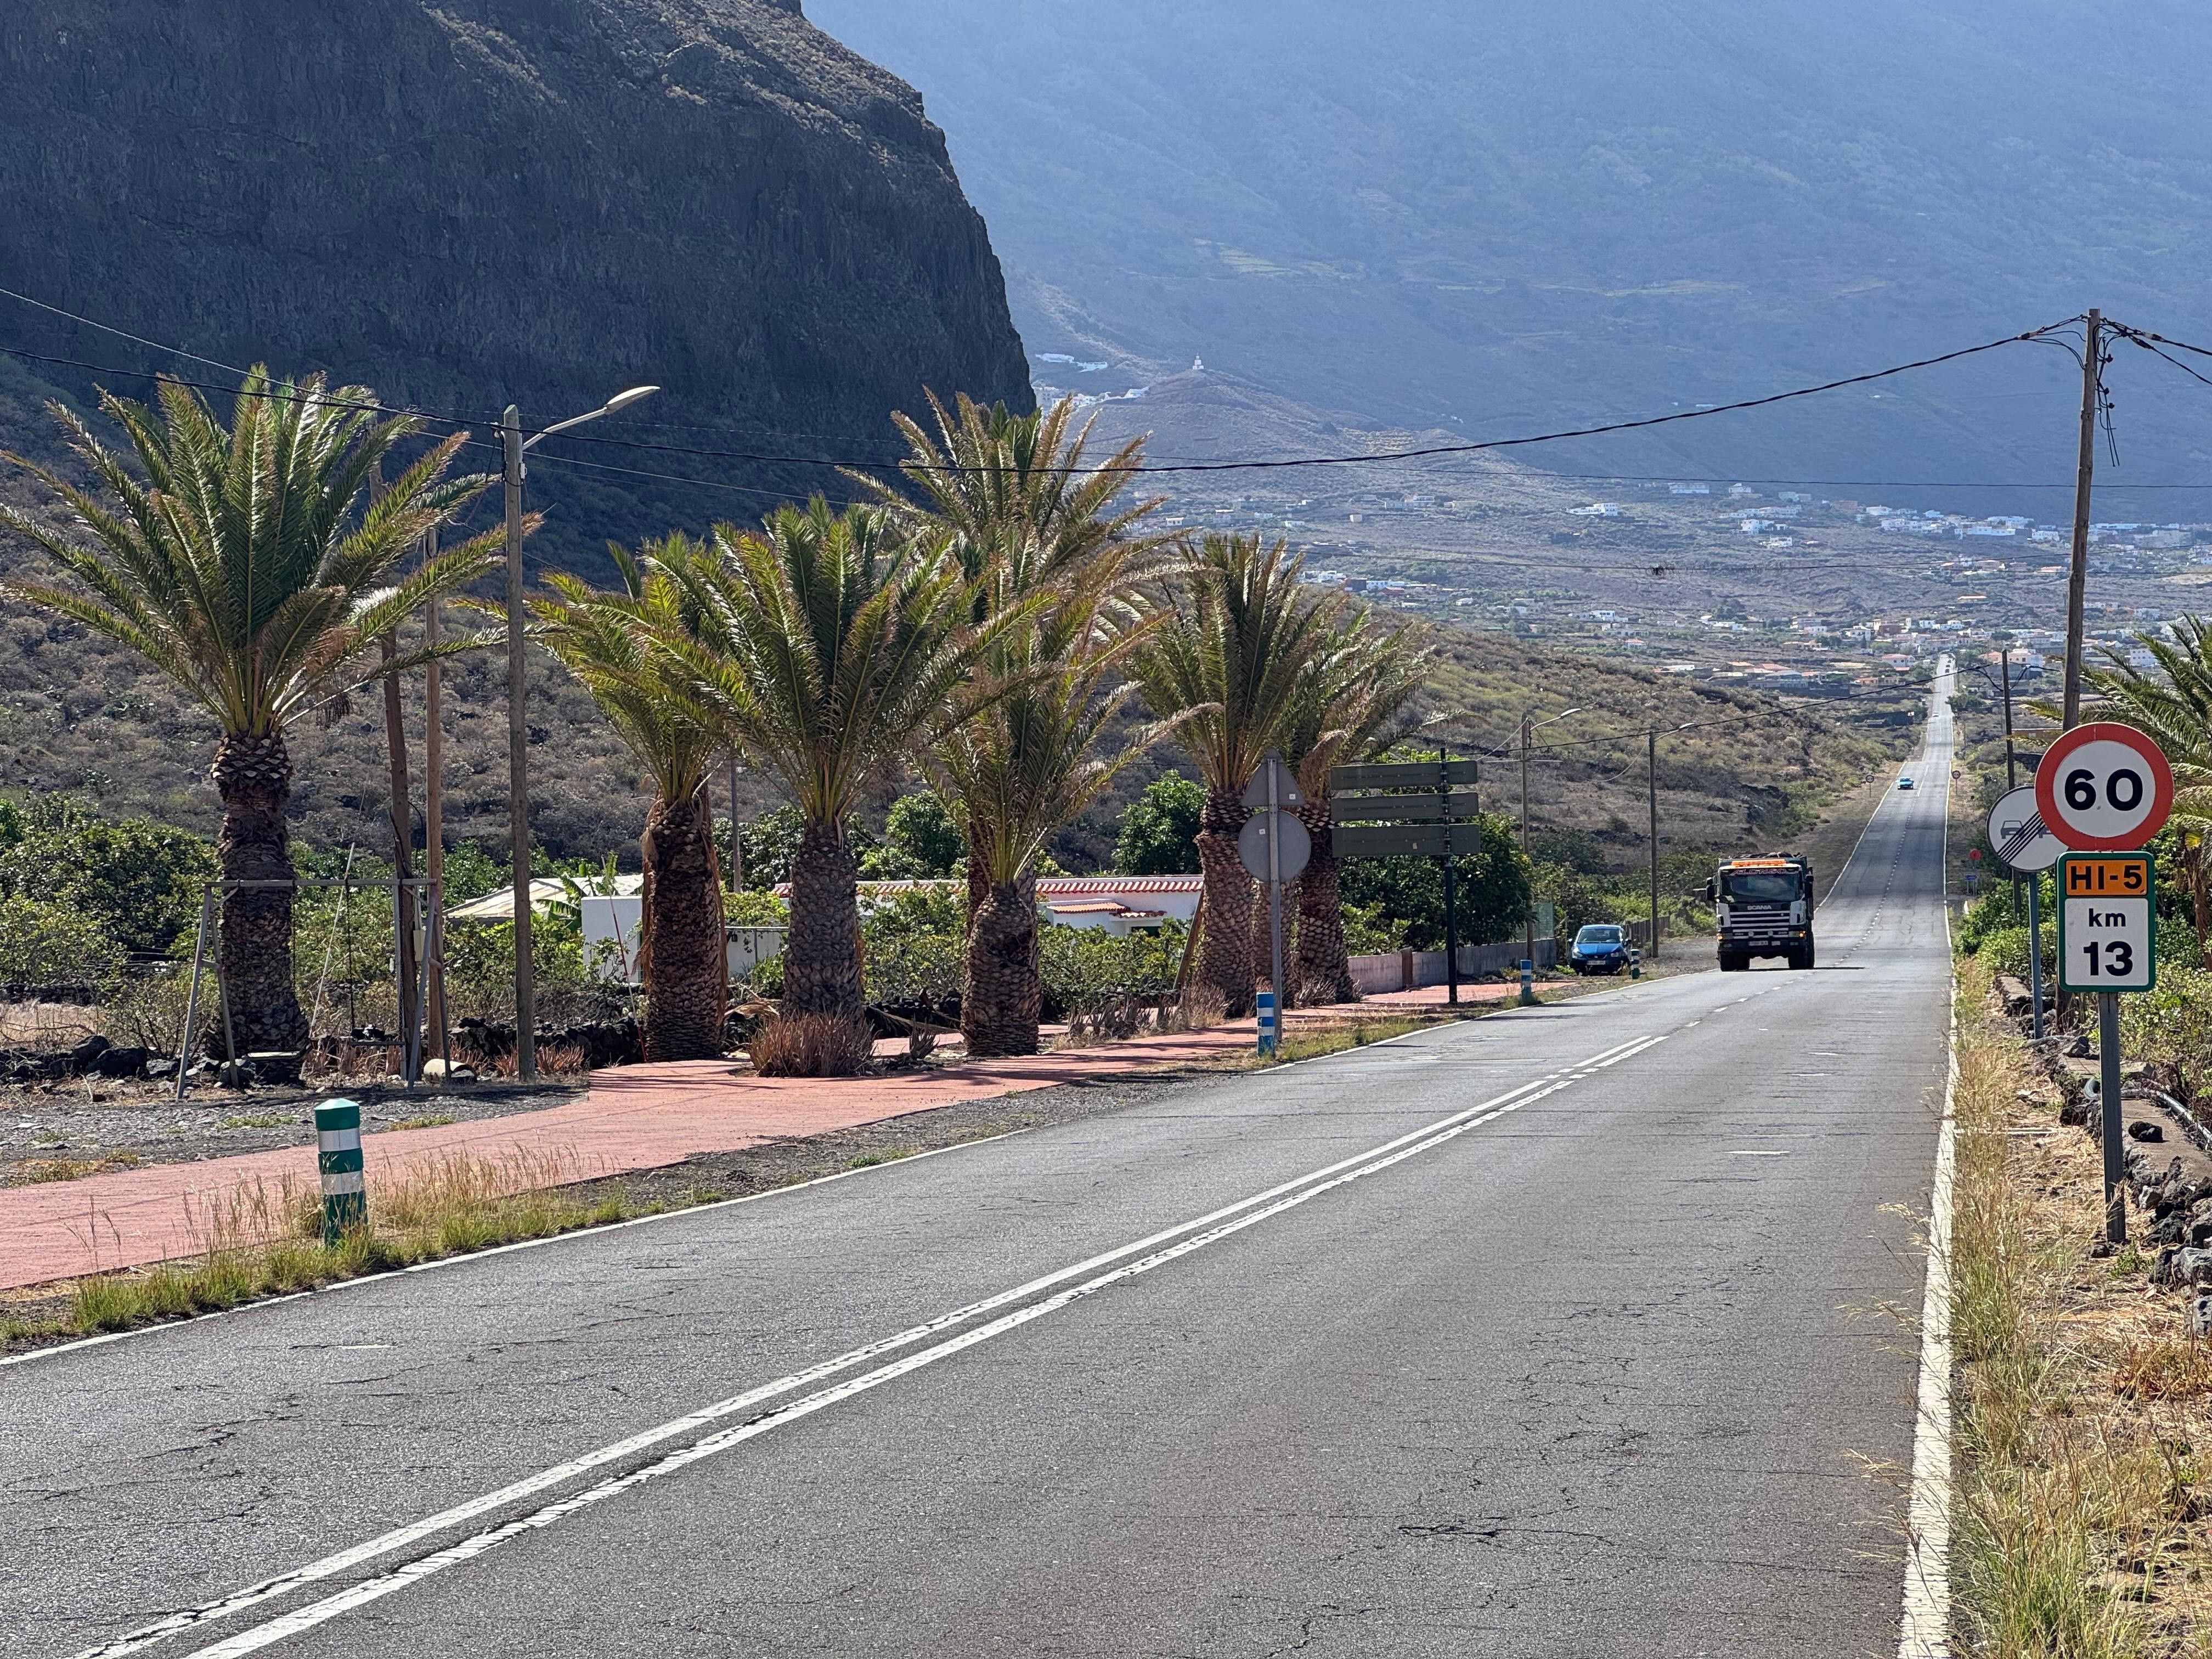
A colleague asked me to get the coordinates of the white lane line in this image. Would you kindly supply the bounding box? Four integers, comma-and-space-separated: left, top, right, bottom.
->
1899, 764, 1958, 1658
69, 1031, 1665, 1659
179, 1032, 1676, 1659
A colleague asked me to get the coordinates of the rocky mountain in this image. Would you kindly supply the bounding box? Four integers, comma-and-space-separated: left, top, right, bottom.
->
0, 0, 1032, 565
810, 0, 2212, 513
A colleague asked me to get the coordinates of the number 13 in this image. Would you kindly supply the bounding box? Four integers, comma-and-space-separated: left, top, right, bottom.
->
2080, 940, 2135, 978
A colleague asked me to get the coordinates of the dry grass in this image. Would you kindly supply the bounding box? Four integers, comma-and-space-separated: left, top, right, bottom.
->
1951, 957, 2212, 1657
5, 1148, 142, 1184
0, 1000, 102, 1047
1, 1145, 633, 1348
747, 1012, 876, 1078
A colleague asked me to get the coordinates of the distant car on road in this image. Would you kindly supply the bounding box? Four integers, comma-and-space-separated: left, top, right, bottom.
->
1897, 776, 1916, 791
1568, 923, 1632, 974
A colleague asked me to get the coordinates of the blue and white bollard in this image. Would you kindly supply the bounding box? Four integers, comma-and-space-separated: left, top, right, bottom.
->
1256, 989, 1278, 1057
316, 1098, 368, 1246
1519, 959, 1536, 1006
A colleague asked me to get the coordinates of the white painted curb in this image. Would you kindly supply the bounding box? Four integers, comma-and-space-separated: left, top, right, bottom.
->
1899, 661, 1956, 1657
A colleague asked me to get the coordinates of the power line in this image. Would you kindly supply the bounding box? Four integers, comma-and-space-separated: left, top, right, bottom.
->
448, 320, 2091, 476
0, 295, 2088, 477
0, 285, 251, 380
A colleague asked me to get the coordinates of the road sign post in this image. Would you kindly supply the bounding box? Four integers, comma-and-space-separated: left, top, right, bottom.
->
2038, 726, 2172, 1248
2056, 850, 2157, 1244
1240, 751, 1310, 1054
1987, 783, 2063, 1039
1328, 754, 1482, 1005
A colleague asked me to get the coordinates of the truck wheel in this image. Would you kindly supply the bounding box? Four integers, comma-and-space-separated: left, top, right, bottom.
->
1718, 952, 1745, 972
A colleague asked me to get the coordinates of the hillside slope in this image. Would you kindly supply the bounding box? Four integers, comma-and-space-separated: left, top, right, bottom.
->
810, 0, 2212, 505
0, 0, 1031, 564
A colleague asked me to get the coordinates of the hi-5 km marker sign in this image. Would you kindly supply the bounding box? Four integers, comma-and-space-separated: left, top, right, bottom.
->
2036, 721, 2174, 851
2058, 854, 2155, 992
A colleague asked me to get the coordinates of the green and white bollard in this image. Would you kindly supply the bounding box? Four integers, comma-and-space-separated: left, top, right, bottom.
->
1256, 989, 1277, 1057
315, 1098, 367, 1246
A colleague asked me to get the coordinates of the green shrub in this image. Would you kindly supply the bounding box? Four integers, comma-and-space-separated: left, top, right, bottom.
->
864, 930, 963, 1007
0, 793, 216, 954
1340, 900, 1404, 956
1114, 770, 1204, 875
1040, 925, 1179, 1023
2121, 965, 2212, 1099
0, 894, 126, 988
725, 888, 789, 926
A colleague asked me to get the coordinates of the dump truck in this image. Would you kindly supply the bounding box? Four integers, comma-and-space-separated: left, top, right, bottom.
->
1706, 854, 1815, 971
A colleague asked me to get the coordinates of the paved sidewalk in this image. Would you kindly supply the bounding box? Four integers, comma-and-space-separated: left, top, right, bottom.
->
0, 998, 1442, 1291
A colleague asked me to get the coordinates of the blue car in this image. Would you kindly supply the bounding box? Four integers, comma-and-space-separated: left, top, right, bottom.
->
1568, 923, 1632, 975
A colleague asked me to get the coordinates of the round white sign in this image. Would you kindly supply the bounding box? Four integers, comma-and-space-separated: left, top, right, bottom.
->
1238, 810, 1311, 882
1985, 784, 2063, 872
2035, 722, 2174, 852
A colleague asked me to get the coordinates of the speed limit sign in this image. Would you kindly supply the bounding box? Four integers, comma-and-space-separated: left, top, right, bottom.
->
2035, 722, 2174, 852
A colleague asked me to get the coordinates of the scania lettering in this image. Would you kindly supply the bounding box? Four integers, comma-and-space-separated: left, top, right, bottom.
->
1706, 854, 1815, 971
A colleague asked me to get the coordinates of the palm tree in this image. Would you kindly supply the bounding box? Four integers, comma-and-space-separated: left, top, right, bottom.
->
655, 499, 1003, 1028
1134, 534, 1343, 1016
0, 372, 497, 1048
1281, 611, 1430, 1005
2085, 621, 2212, 957
862, 393, 1178, 1056
532, 535, 732, 1060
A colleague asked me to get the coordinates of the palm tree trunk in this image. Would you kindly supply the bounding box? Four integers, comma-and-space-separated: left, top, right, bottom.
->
1293, 799, 1356, 1006
212, 730, 307, 1051
785, 817, 863, 1020
963, 870, 1040, 1057
1194, 789, 1257, 1017
640, 787, 727, 1060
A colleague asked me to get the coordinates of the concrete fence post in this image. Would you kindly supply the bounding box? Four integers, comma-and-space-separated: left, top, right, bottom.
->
316, 1098, 368, 1246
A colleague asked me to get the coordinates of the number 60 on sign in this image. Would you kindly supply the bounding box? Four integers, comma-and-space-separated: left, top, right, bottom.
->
2057, 853, 2155, 992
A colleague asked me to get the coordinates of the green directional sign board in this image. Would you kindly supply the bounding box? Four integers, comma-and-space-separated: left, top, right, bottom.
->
1332, 791, 1482, 824
1334, 823, 1469, 860
1328, 759, 1480, 792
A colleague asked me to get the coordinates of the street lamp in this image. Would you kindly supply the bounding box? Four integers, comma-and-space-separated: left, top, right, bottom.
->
502, 385, 659, 1082
1520, 707, 1581, 970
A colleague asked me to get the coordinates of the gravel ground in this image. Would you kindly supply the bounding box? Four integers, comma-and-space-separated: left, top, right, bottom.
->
0, 1077, 583, 1182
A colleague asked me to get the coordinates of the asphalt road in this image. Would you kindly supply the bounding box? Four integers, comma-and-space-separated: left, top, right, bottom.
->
3, 668, 1956, 1659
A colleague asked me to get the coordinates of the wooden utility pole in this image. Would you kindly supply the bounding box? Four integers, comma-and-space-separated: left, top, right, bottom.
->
1520, 709, 1534, 969
379, 631, 420, 1082
2062, 309, 2103, 731
726, 750, 744, 889
422, 528, 449, 1071
503, 407, 536, 1083
1647, 728, 1661, 962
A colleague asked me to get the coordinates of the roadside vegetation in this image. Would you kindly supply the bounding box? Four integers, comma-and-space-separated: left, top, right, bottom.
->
1949, 957, 2212, 1656
0, 1147, 636, 1350
0, 368, 1911, 1082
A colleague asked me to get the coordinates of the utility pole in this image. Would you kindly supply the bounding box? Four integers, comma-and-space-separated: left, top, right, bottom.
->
1440, 746, 1459, 1006
379, 630, 419, 1083
1647, 727, 1660, 963
726, 750, 744, 890
423, 527, 449, 1074
499, 383, 658, 1085
503, 406, 537, 1084
2061, 309, 2102, 731
1520, 710, 1534, 970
